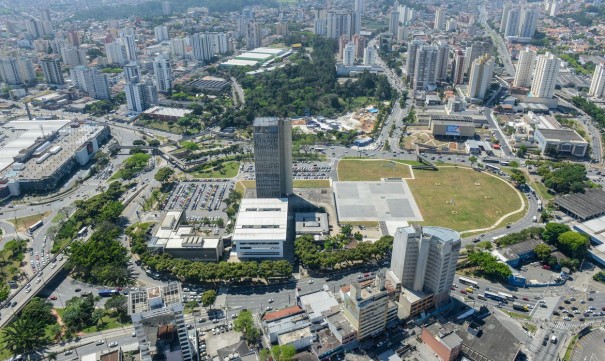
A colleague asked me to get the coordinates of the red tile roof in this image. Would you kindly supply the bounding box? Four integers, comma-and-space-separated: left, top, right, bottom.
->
262, 305, 304, 322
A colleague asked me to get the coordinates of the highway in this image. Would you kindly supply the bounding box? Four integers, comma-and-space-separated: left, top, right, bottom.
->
479, 5, 515, 77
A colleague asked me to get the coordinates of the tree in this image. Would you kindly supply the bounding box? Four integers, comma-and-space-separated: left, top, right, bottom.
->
0, 283, 9, 303
148, 139, 160, 147
233, 310, 260, 344
516, 144, 527, 158
340, 224, 352, 237
133, 139, 146, 146
21, 297, 55, 326
510, 170, 527, 187
154, 167, 175, 184
557, 231, 589, 259
542, 223, 571, 244
201, 290, 217, 307
104, 295, 128, 322
2, 318, 47, 353
534, 243, 551, 261
469, 155, 477, 167
271, 345, 297, 361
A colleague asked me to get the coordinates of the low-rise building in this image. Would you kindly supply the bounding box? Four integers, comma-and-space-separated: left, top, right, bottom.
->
142, 106, 192, 122
421, 322, 463, 361
429, 115, 475, 138
295, 212, 329, 237
534, 128, 588, 157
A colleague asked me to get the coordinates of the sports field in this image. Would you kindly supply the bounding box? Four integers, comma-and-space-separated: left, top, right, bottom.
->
337, 159, 412, 181
407, 167, 524, 231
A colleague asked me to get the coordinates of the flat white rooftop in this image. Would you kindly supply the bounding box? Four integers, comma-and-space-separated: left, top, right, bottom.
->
250, 47, 287, 55
236, 52, 273, 60
221, 59, 260, 67
233, 198, 288, 241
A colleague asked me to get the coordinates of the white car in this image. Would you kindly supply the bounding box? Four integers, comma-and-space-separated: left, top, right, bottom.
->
268, 298, 274, 303
563, 317, 571, 321
95, 340, 104, 345
36, 278, 41, 284
109, 342, 118, 347
308, 280, 314, 284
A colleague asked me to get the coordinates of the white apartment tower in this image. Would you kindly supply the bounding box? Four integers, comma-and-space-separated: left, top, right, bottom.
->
326, 11, 352, 40
531, 52, 560, 99
154, 26, 169, 42
389, 11, 400, 34
191, 33, 213, 62
0, 57, 36, 85
70, 66, 111, 100
170, 37, 187, 59
253, 117, 293, 198
518, 7, 538, 38
40, 58, 64, 85
354, 0, 365, 14
123, 62, 140, 83
343, 43, 355, 66
435, 40, 450, 82
468, 54, 495, 99
153, 54, 172, 92
363, 46, 376, 66
406, 39, 424, 80
60, 46, 87, 67
589, 63, 605, 97
388, 226, 461, 308
434, 7, 446, 30
412, 44, 438, 91
120, 34, 137, 61
513, 47, 536, 88
162, 1, 172, 15
105, 42, 127, 66
246, 22, 262, 49
504, 7, 520, 37
125, 80, 156, 113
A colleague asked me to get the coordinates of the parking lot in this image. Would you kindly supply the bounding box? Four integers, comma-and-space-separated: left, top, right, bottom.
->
552, 292, 605, 322
161, 180, 232, 219
570, 327, 605, 361
239, 161, 333, 180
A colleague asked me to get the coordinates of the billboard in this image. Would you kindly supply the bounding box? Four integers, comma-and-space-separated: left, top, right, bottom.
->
446, 125, 461, 136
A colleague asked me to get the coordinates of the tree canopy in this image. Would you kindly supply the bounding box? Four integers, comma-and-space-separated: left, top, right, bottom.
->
154, 167, 175, 183
467, 251, 513, 281
233, 310, 260, 344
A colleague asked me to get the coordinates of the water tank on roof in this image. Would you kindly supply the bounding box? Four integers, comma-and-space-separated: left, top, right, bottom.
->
34, 141, 51, 155
12, 163, 25, 171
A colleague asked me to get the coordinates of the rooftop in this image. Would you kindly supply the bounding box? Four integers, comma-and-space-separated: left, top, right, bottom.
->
165, 235, 221, 250
250, 47, 288, 55
424, 322, 463, 351
535, 128, 587, 143
143, 106, 192, 118
299, 289, 339, 318
575, 214, 605, 245
326, 312, 355, 337
221, 59, 260, 67
555, 189, 605, 220
262, 305, 304, 322
233, 198, 288, 242
128, 283, 182, 315
499, 239, 544, 261
457, 315, 521, 361
430, 114, 474, 124
278, 326, 313, 345
295, 212, 329, 234
253, 117, 279, 127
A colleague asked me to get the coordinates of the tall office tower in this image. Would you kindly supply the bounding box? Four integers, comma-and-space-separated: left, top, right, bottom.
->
504, 7, 520, 37
518, 7, 537, 38
343, 274, 389, 341
389, 11, 400, 34
0, 57, 35, 85
123, 62, 140, 83
314, 18, 327, 36
154, 26, 169, 42
105, 42, 127, 66
351, 11, 361, 35
191, 33, 213, 62
70, 66, 111, 100
363, 46, 376, 65
246, 22, 262, 49
170, 37, 187, 59
125, 79, 155, 112
468, 54, 495, 99
120, 34, 138, 61
343, 43, 355, 66
463, 41, 492, 75
500, 3, 512, 33
40, 8, 51, 22
452, 49, 465, 84
354, 34, 366, 59
326, 11, 352, 40
413, 45, 439, 91
153, 54, 172, 92
67, 30, 80, 47
398, 5, 407, 23
549, 2, 559, 17
446, 19, 457, 32
60, 47, 87, 67
26, 19, 44, 38
40, 58, 64, 85
41, 21, 53, 35
129, 283, 194, 361
434, 7, 446, 30
275, 22, 289, 36
355, 0, 365, 14
162, 1, 172, 15
513, 47, 536, 88
531, 52, 560, 99
253, 117, 293, 198
405, 39, 424, 81
208, 32, 229, 55
589, 63, 605, 97
388, 226, 461, 308
397, 26, 408, 42
435, 40, 450, 82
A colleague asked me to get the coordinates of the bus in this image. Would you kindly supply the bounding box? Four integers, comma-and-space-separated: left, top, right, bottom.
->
512, 302, 529, 312
500, 161, 510, 166
485, 164, 500, 172
498, 292, 515, 301
477, 294, 487, 301
77, 226, 88, 237
459, 277, 479, 289
484, 291, 505, 303
28, 221, 44, 234
98, 289, 120, 297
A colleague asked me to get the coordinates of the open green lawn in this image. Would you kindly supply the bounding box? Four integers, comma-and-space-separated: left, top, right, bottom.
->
408, 167, 524, 232
8, 212, 50, 232
136, 120, 184, 134
338, 159, 412, 181
192, 161, 239, 179
505, 311, 532, 320
55, 308, 129, 335
111, 153, 151, 180
236, 179, 331, 191
530, 179, 554, 201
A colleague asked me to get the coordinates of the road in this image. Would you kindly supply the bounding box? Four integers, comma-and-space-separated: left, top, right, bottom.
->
231, 77, 246, 108
479, 5, 515, 77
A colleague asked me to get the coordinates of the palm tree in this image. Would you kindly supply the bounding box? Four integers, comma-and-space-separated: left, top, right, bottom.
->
2, 318, 47, 354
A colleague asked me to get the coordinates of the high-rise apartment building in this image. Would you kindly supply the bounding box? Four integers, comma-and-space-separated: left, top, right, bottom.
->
352, 34, 366, 59
275, 22, 289, 36
452, 49, 465, 84
504, 7, 520, 37
154, 26, 169, 42
589, 63, 605, 98
463, 41, 491, 75
123, 62, 140, 83
434, 7, 446, 30
246, 22, 262, 49
343, 274, 389, 340
435, 40, 450, 82
60, 46, 87, 67
388, 226, 461, 308
26, 19, 44, 38
191, 33, 213, 62
468, 54, 495, 99
405, 39, 424, 81
530, 52, 560, 99
500, 3, 512, 33
351, 11, 361, 36
162, 1, 172, 15
343, 43, 355, 66
0, 57, 36, 85
125, 79, 156, 113
314, 18, 327, 36
153, 54, 172, 92
40, 8, 51, 22
170, 37, 187, 59
253, 117, 293, 198
389, 11, 400, 34
413, 44, 438, 91
105, 42, 127, 66
513, 47, 536, 88
67, 30, 80, 47
208, 32, 229, 55
70, 66, 111, 100
326, 11, 352, 40
363, 46, 376, 66
120, 34, 138, 61
518, 7, 537, 38
129, 283, 194, 361
354, 0, 365, 14
40, 58, 64, 85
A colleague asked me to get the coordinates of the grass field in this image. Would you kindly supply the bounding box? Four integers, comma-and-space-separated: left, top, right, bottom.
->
530, 179, 554, 201
338, 159, 412, 181
8, 212, 50, 232
408, 167, 524, 232
236, 179, 331, 192
192, 161, 240, 179
505, 311, 532, 320
136, 119, 183, 134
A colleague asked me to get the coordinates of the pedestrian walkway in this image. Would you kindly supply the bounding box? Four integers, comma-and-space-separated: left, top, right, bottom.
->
547, 320, 579, 331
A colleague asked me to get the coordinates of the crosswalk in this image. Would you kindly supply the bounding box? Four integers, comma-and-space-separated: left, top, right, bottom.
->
548, 320, 581, 331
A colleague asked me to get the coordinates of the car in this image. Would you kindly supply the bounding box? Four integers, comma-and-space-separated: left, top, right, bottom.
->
460, 289, 467, 294
268, 298, 274, 303
109, 342, 118, 347
132, 332, 136, 337
540, 303, 547, 308
231, 314, 237, 319
95, 340, 104, 345
553, 311, 560, 316
564, 317, 571, 321
468, 295, 475, 300
49, 295, 57, 300
522, 297, 529, 301
266, 306, 272, 311
75, 288, 81, 292
64, 350, 73, 355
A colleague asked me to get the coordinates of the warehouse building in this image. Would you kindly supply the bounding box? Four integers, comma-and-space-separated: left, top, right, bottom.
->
534, 128, 588, 157
429, 115, 475, 138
